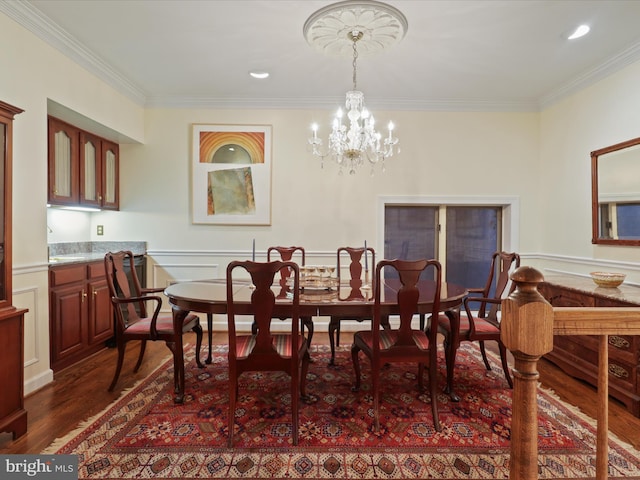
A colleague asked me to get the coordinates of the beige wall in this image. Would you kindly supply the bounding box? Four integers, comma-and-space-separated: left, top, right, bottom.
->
93, 108, 539, 251
538, 61, 640, 274
2, 8, 640, 393
0, 12, 144, 393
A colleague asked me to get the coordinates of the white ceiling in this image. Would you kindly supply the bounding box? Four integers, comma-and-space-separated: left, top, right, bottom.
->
5, 0, 640, 111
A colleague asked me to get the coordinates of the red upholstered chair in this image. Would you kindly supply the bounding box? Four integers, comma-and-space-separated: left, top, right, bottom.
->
328, 246, 380, 365
226, 260, 310, 447
351, 258, 442, 432
104, 251, 204, 395
267, 246, 314, 345
437, 251, 520, 396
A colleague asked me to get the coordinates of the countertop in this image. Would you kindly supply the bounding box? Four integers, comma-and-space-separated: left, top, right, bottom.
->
542, 272, 640, 305
48, 241, 146, 266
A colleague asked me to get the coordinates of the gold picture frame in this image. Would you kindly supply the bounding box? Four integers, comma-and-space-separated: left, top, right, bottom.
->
192, 124, 272, 225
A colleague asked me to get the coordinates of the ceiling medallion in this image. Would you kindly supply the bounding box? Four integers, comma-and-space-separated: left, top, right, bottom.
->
303, 0, 408, 57
304, 0, 407, 175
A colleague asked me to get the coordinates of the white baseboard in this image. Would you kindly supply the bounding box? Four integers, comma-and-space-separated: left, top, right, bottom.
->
24, 368, 54, 396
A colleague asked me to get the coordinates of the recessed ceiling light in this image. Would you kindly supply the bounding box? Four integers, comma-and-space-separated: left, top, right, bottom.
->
249, 71, 269, 79
568, 24, 590, 40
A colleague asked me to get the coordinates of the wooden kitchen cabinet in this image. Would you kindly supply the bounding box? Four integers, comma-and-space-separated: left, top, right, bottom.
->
0, 101, 28, 440
48, 117, 79, 206
539, 275, 640, 416
49, 261, 113, 371
100, 139, 119, 209
48, 116, 119, 210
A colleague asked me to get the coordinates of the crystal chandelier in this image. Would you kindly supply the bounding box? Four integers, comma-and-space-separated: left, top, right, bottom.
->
303, 1, 407, 175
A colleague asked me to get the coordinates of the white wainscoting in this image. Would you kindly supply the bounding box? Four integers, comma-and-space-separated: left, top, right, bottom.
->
13, 263, 54, 395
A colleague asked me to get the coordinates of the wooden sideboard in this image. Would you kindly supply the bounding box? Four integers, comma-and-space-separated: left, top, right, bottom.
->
0, 101, 28, 440
539, 274, 640, 416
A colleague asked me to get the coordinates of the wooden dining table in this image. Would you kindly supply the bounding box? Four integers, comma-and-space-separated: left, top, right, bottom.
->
165, 277, 467, 403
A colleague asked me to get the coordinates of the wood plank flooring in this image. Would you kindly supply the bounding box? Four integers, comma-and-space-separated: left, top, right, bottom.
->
1, 332, 640, 454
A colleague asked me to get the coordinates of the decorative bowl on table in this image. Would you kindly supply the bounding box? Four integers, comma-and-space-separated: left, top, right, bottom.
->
590, 272, 626, 288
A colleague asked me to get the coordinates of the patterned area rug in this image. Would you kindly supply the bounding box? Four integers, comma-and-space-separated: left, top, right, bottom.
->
44, 343, 640, 479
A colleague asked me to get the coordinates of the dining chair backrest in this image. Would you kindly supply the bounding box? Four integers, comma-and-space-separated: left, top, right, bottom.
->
267, 246, 305, 287
226, 260, 301, 357
337, 246, 375, 286
475, 251, 520, 320
374, 258, 441, 351
267, 246, 305, 264
104, 250, 147, 327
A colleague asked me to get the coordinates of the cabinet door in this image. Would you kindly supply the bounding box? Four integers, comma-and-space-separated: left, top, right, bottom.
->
101, 140, 119, 210
79, 132, 102, 207
542, 285, 596, 307
48, 117, 79, 205
88, 279, 113, 345
50, 284, 86, 369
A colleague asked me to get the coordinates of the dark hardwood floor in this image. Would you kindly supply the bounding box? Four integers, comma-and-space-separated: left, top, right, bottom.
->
1, 332, 640, 454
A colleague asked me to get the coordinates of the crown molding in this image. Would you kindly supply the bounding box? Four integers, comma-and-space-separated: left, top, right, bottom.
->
0, 0, 147, 105
3, 0, 640, 112
539, 40, 640, 109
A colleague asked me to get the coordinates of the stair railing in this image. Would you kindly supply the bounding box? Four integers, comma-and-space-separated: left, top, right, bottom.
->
502, 266, 640, 480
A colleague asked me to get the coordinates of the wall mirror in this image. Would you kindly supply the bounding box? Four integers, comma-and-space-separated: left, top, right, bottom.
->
592, 136, 640, 245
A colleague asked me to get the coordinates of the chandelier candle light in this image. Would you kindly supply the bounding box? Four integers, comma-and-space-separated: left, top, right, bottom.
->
304, 0, 407, 175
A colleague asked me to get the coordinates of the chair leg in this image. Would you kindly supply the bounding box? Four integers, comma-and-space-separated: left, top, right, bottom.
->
301, 349, 311, 397
479, 341, 492, 371
497, 342, 514, 388
228, 363, 238, 447
193, 323, 205, 368
206, 313, 213, 364
328, 317, 339, 365
351, 344, 362, 391
292, 364, 299, 446
133, 340, 147, 372
429, 357, 442, 432
108, 342, 126, 391
373, 360, 381, 432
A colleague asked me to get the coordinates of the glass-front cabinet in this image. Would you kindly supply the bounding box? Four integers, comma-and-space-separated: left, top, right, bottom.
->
0, 100, 28, 440
48, 116, 119, 210
48, 117, 80, 205
101, 139, 119, 209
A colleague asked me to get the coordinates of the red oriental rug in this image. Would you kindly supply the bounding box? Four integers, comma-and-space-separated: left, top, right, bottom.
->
44, 343, 640, 479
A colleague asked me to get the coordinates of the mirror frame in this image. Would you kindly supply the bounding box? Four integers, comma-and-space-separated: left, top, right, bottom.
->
591, 136, 640, 246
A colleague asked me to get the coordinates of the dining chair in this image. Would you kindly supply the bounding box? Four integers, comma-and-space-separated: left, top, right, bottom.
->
351, 258, 443, 432
436, 251, 520, 395
328, 246, 382, 365
267, 246, 314, 345
104, 251, 204, 394
226, 259, 310, 446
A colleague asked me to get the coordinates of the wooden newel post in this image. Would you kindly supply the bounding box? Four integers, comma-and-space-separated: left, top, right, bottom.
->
501, 266, 554, 480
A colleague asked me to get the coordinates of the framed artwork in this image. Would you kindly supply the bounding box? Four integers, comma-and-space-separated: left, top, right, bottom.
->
192, 124, 272, 225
